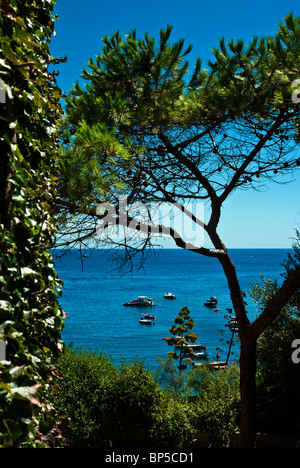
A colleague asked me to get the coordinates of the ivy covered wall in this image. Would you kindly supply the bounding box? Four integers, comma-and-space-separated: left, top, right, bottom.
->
0, 0, 64, 447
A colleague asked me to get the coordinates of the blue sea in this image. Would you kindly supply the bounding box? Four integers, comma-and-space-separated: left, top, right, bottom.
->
54, 248, 292, 369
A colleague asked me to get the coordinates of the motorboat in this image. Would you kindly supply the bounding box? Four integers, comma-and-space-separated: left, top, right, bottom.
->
211, 362, 227, 370
139, 318, 153, 325
163, 292, 176, 299
175, 343, 206, 352
204, 296, 218, 307
193, 360, 226, 369
123, 296, 154, 307
142, 313, 156, 320
227, 318, 238, 332
193, 351, 209, 360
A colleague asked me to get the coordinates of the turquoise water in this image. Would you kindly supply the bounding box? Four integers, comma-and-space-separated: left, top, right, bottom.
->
54, 248, 292, 368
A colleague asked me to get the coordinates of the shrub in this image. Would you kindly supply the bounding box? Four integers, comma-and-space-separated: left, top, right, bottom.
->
188, 364, 240, 447
54, 348, 196, 448
251, 275, 300, 435
149, 397, 196, 448
53, 347, 117, 448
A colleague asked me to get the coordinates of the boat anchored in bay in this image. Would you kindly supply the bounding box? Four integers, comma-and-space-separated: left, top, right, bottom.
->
204, 296, 218, 307
163, 292, 176, 299
123, 296, 154, 307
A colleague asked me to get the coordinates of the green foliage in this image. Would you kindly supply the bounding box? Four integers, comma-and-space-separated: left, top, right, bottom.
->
281, 229, 300, 308
250, 274, 300, 435
55, 348, 240, 448
67, 25, 193, 129
155, 306, 240, 447
155, 355, 188, 396
54, 348, 195, 448
189, 364, 240, 447
149, 397, 196, 448
65, 14, 300, 140
99, 358, 165, 448
57, 15, 300, 254
52, 347, 118, 448
0, 0, 64, 447
57, 25, 198, 239
207, 12, 300, 117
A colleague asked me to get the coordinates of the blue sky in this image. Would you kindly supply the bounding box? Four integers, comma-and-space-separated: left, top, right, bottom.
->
51, 0, 300, 248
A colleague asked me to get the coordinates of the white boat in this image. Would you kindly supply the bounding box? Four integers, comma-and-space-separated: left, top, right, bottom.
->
123, 296, 154, 307
175, 343, 206, 351
139, 318, 153, 325
227, 318, 238, 332
204, 296, 218, 307
193, 351, 209, 360
163, 292, 176, 299
194, 361, 226, 369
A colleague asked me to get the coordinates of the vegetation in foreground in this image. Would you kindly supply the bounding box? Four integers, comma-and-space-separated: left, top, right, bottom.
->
53, 277, 300, 449
53, 347, 240, 448
53, 293, 300, 450
1, 0, 299, 447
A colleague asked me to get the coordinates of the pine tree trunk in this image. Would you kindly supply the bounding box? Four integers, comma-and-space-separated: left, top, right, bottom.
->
215, 249, 258, 447
239, 337, 257, 448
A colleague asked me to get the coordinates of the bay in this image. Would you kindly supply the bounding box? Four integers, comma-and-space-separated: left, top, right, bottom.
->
54, 248, 292, 369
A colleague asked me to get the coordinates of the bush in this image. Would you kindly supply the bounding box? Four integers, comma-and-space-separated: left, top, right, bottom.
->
54, 348, 242, 448
53, 347, 117, 448
100, 358, 164, 448
256, 310, 300, 435
251, 275, 300, 435
188, 364, 240, 447
54, 348, 196, 448
149, 397, 195, 448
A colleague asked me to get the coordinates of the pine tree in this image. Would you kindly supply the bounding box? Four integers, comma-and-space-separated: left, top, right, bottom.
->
57, 15, 300, 447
